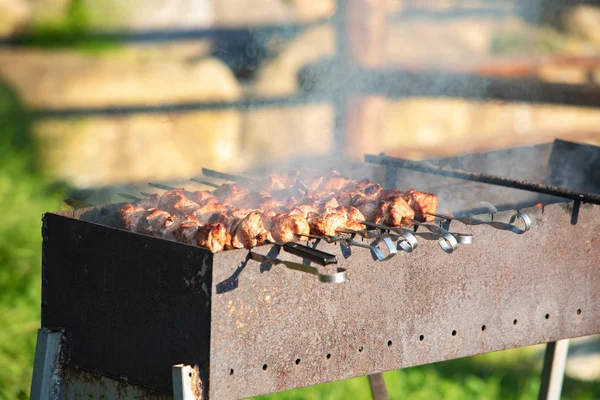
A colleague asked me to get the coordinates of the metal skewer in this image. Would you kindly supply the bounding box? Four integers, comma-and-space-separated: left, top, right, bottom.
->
307, 232, 397, 261
406, 218, 460, 253
190, 178, 220, 188
63, 198, 95, 209
427, 211, 532, 234
248, 251, 347, 283
266, 240, 338, 266
201, 168, 258, 183
338, 227, 418, 253
361, 221, 469, 254
148, 182, 197, 197
118, 193, 142, 202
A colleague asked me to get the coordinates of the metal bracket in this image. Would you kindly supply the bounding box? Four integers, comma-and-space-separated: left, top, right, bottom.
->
368, 373, 389, 400
538, 340, 569, 400
173, 364, 206, 400
30, 328, 63, 400
383, 164, 398, 190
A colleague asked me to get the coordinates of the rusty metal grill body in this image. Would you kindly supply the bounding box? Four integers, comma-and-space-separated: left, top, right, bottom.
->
42, 199, 600, 399
38, 141, 600, 399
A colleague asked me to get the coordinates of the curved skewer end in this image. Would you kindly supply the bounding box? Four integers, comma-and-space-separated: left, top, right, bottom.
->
318, 268, 348, 283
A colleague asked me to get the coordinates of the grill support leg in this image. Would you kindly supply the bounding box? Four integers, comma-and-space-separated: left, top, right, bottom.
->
30, 328, 63, 399
538, 340, 569, 400
173, 364, 205, 400
368, 373, 389, 400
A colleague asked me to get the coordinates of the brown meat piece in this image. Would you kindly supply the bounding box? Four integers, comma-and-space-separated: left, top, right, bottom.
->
220, 208, 252, 233
345, 219, 365, 231
162, 217, 183, 241
294, 204, 319, 218
224, 216, 242, 235
403, 189, 438, 222
320, 196, 339, 214
188, 191, 217, 206
207, 212, 228, 224
228, 208, 252, 219
335, 192, 352, 207
231, 211, 269, 249
336, 206, 365, 222
120, 204, 151, 232
256, 231, 275, 245
175, 216, 202, 245
157, 189, 200, 216
213, 183, 250, 204
136, 193, 160, 209
271, 215, 310, 243
198, 222, 229, 253
194, 203, 230, 224
259, 197, 288, 214
144, 209, 172, 236
374, 197, 415, 227
309, 212, 348, 236
174, 197, 200, 216
378, 189, 404, 202
308, 176, 324, 191
352, 180, 382, 198
352, 197, 379, 222
158, 189, 182, 209
233, 191, 263, 209
288, 208, 304, 217
258, 174, 288, 192
318, 172, 356, 193
270, 180, 310, 203
260, 210, 277, 231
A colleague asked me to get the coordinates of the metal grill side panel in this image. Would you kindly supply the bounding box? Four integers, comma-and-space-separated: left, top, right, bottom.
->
209, 203, 600, 399
42, 213, 213, 394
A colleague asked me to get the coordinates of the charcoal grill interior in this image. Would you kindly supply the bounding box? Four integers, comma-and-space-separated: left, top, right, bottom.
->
38, 141, 600, 399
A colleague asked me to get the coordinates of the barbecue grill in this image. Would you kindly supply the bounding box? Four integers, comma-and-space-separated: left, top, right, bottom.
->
31, 139, 600, 399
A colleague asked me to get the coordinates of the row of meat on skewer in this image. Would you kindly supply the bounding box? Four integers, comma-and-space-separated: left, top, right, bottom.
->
119, 170, 438, 253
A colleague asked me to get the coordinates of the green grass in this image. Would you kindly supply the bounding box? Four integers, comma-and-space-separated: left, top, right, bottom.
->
253, 348, 600, 400
0, 80, 65, 399
0, 77, 598, 399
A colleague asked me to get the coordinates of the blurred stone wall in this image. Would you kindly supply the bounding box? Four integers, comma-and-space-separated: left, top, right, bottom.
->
0, 0, 599, 187
0, 49, 243, 187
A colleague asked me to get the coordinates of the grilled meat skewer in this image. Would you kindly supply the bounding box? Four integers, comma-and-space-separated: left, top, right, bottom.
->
119, 171, 438, 252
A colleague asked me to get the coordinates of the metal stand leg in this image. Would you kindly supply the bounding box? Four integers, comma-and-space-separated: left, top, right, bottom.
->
368, 373, 389, 400
173, 364, 205, 400
30, 328, 63, 400
538, 340, 569, 400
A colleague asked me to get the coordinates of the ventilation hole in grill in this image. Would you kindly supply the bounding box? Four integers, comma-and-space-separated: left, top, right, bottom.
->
419, 335, 424, 341
228, 369, 234, 375
262, 364, 268, 371
513, 319, 518, 325
295, 359, 301, 365
577, 309, 582, 315
481, 325, 486, 332
358, 346, 364, 353
326, 353, 331, 360
387, 340, 392, 347
451, 330, 457, 336
545, 314, 550, 319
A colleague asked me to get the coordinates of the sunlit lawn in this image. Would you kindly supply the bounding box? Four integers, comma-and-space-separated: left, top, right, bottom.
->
0, 78, 598, 400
